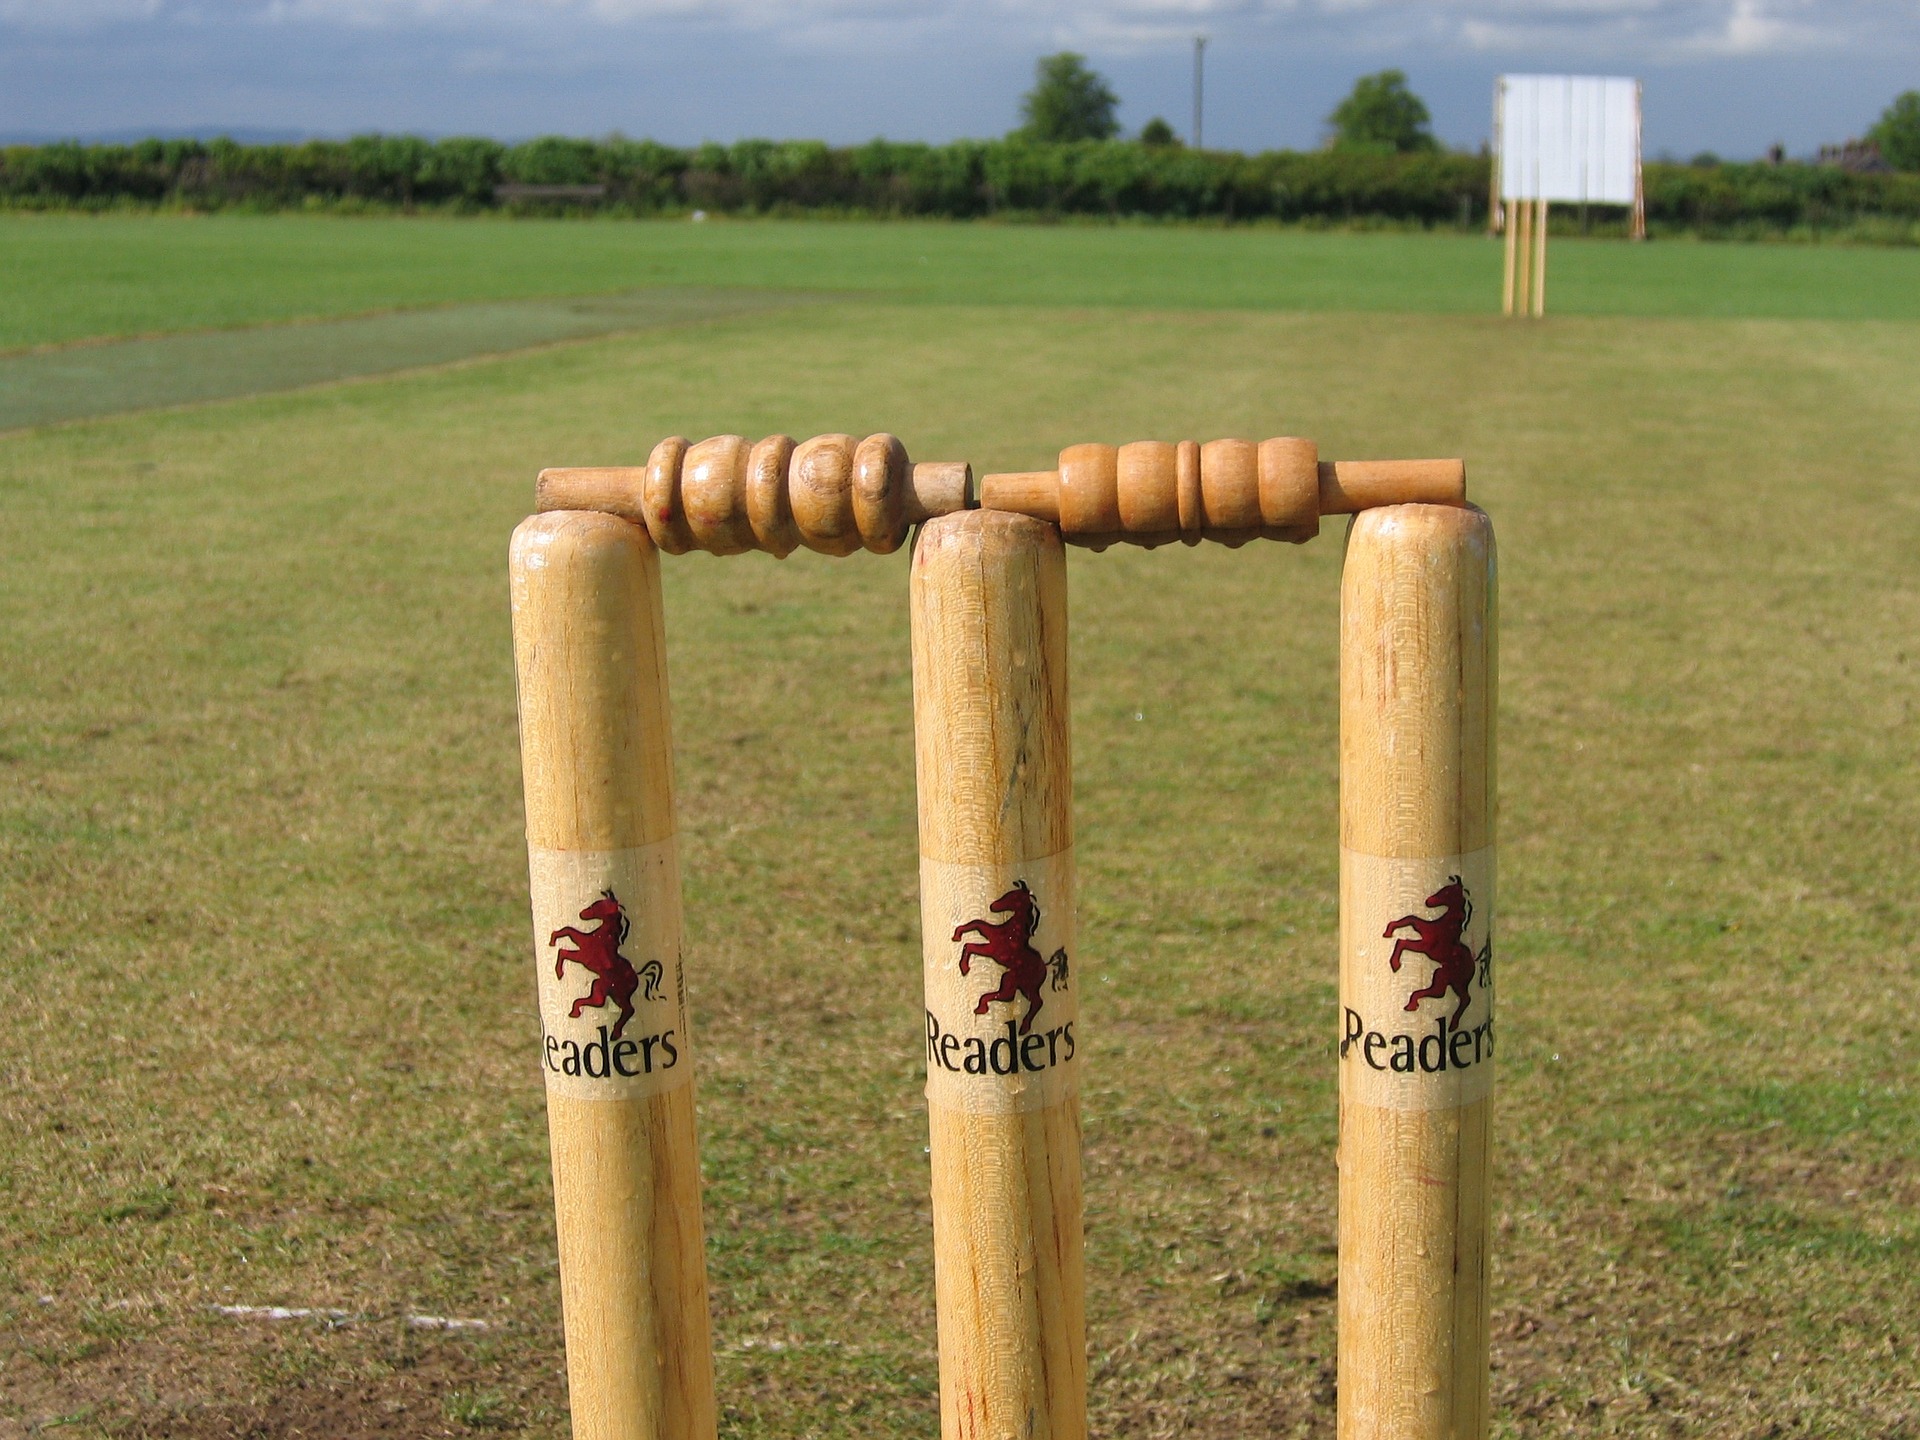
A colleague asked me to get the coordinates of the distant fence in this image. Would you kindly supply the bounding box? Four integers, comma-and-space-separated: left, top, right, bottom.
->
3, 135, 1917, 238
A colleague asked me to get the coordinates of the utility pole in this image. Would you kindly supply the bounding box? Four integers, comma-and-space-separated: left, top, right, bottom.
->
1192, 36, 1207, 148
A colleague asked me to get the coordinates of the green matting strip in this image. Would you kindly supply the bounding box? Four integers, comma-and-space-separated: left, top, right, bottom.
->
0, 287, 798, 430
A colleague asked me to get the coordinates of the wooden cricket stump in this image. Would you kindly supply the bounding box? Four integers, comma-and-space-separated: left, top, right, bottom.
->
1503, 198, 1547, 318
1338, 503, 1497, 1440
511, 430, 1497, 1440
509, 511, 717, 1440
1532, 197, 1549, 317
911, 510, 1086, 1440
1501, 204, 1519, 317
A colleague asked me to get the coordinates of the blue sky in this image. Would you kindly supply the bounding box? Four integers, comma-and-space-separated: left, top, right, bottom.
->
1, 1, 1914, 158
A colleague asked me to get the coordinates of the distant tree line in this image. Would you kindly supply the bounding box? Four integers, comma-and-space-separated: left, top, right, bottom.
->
1867, 91, 1920, 171
0, 134, 1490, 223
4, 133, 1918, 238
4, 59, 1916, 237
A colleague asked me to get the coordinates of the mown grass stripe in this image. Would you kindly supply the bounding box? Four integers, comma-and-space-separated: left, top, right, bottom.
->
0, 287, 799, 430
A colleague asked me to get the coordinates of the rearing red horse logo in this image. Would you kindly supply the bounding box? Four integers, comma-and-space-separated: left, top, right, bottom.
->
549, 889, 663, 1042
1383, 876, 1488, 1028
952, 880, 1067, 1036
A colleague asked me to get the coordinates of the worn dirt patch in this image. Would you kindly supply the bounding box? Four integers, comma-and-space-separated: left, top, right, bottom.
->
1, 1314, 562, 1438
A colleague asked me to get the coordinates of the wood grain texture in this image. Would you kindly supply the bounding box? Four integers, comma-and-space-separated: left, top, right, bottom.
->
682, 434, 757, 556
977, 440, 1461, 547
853, 432, 910, 554
1258, 437, 1319, 534
538, 436, 971, 557
1117, 440, 1177, 536
547, 1087, 715, 1440
1338, 503, 1497, 1440
509, 511, 717, 1440
789, 432, 862, 557
746, 435, 800, 558
1057, 442, 1122, 539
1318, 459, 1467, 519
976, 470, 1060, 526
911, 511, 1085, 1440
541, 433, 1462, 553
908, 461, 976, 524
643, 438, 696, 557
1176, 439, 1203, 544
1513, 200, 1532, 320
535, 466, 650, 529
1501, 209, 1518, 317
1200, 438, 1262, 531
912, 511, 1072, 868
1532, 198, 1549, 318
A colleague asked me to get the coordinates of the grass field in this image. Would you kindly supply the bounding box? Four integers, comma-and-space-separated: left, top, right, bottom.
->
0, 289, 802, 431
5, 213, 1920, 353
2, 218, 1918, 1438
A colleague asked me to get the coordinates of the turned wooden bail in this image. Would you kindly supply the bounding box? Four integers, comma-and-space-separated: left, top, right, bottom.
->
536, 436, 975, 558
978, 439, 1466, 549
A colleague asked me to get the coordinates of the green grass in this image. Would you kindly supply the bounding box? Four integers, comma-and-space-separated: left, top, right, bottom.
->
0, 288, 799, 430
2, 225, 1919, 1436
4, 213, 1920, 352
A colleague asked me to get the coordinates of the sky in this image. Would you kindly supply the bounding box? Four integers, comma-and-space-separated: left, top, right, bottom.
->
1, 1, 1914, 159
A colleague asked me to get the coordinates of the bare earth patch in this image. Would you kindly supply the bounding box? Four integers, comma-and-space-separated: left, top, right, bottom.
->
2, 1312, 565, 1438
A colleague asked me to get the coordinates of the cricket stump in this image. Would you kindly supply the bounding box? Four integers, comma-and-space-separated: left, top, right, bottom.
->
910, 511, 1086, 1440
1501, 205, 1519, 316
509, 511, 718, 1440
1337, 503, 1498, 1440
1532, 198, 1549, 318
1513, 199, 1532, 319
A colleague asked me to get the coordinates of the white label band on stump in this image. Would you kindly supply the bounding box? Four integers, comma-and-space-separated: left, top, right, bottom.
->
921, 851, 1079, 1115
1340, 847, 1495, 1112
528, 842, 693, 1102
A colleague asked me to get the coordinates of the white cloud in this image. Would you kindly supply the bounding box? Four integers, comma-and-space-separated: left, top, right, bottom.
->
1023, 0, 1885, 60
1668, 0, 1835, 56
0, 0, 162, 22
264, 0, 941, 18
1430, 0, 1870, 59
0, 0, 1904, 59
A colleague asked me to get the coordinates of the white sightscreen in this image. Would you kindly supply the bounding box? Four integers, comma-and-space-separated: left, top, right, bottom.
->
1498, 75, 1639, 204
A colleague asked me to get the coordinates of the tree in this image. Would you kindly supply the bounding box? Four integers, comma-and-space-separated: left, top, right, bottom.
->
1868, 90, 1920, 171
1018, 53, 1120, 143
1138, 117, 1181, 148
1328, 69, 1438, 154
